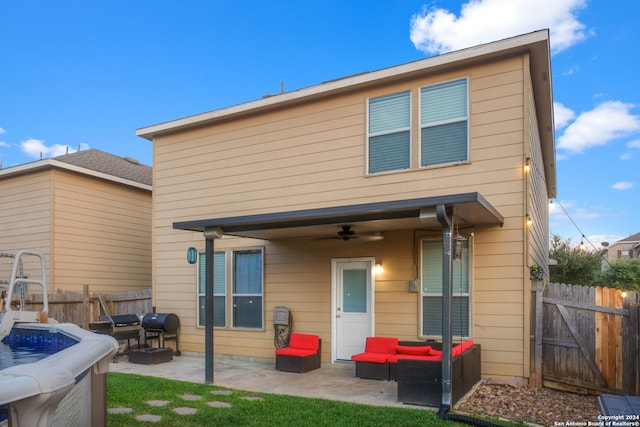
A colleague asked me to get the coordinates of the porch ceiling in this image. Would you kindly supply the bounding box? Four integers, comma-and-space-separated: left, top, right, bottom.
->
173, 192, 503, 240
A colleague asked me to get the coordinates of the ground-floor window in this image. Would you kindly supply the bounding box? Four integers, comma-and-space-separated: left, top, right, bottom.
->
197, 248, 264, 329
421, 238, 470, 338
197, 251, 226, 327
232, 249, 263, 329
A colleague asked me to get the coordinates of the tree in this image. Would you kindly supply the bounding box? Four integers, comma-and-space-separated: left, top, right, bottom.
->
549, 234, 602, 286
597, 258, 640, 292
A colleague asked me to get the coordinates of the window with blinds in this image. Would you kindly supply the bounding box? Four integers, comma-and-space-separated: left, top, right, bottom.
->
421, 239, 470, 338
197, 251, 226, 328
232, 249, 264, 329
420, 78, 468, 167
367, 91, 411, 174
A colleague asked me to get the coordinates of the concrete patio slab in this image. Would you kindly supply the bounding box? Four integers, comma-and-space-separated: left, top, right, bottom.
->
109, 353, 423, 409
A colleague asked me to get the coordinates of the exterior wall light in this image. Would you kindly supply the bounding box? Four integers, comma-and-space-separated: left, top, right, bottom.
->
374, 261, 383, 274
524, 157, 531, 173
526, 215, 533, 227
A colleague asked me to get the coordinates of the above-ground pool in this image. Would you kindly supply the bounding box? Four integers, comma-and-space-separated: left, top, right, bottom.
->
0, 323, 118, 427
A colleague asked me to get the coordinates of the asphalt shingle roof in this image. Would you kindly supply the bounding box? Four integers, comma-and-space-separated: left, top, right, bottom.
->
53, 149, 152, 186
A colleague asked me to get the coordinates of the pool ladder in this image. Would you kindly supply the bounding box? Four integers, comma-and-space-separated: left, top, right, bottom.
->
0, 250, 51, 340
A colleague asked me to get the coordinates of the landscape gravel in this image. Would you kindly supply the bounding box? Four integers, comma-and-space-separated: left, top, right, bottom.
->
456, 381, 601, 426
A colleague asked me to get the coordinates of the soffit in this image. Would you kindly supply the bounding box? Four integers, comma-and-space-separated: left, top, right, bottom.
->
173, 192, 503, 240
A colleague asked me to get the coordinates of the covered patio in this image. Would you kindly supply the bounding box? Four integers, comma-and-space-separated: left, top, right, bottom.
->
172, 192, 503, 410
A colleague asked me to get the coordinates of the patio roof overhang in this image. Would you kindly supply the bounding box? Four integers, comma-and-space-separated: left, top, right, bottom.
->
173, 192, 504, 239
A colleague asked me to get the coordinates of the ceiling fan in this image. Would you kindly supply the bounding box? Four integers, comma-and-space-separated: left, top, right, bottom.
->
333, 225, 383, 241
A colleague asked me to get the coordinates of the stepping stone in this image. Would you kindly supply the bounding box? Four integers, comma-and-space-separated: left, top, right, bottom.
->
210, 390, 233, 395
208, 401, 232, 408
181, 394, 202, 401
174, 407, 198, 415
146, 400, 170, 407
135, 414, 162, 422
108, 407, 133, 414
241, 396, 264, 401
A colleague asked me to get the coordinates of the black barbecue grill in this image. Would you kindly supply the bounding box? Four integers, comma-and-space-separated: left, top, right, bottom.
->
89, 313, 141, 360
142, 312, 180, 356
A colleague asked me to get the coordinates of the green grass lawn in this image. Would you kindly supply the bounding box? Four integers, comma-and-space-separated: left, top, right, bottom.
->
107, 372, 517, 427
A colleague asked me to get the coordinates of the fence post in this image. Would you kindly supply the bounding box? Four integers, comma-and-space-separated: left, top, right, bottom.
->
82, 284, 89, 329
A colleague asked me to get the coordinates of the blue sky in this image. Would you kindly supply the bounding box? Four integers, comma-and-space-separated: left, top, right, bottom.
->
1, 1, 638, 248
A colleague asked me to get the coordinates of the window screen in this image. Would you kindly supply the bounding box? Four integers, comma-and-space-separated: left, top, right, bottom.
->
368, 91, 411, 173
420, 79, 468, 167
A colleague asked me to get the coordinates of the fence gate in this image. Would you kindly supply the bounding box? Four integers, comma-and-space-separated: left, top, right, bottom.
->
536, 282, 639, 395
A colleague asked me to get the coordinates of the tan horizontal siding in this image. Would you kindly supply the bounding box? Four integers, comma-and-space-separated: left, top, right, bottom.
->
52, 170, 151, 293
0, 171, 53, 282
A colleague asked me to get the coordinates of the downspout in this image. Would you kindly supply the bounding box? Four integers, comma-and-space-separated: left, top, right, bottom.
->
203, 227, 223, 384
436, 205, 454, 414
435, 206, 502, 427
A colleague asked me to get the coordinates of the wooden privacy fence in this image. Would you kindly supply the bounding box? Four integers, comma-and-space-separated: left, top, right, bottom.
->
21, 286, 152, 328
533, 282, 639, 395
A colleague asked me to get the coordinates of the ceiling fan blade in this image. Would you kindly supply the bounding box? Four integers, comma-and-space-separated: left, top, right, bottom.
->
357, 234, 384, 241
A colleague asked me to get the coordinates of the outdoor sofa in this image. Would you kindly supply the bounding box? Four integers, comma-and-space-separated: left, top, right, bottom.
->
351, 336, 481, 406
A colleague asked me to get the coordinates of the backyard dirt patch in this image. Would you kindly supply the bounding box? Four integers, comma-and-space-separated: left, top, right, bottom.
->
456, 380, 601, 426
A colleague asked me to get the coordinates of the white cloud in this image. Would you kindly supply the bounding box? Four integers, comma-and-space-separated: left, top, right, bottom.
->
557, 101, 640, 153
554, 102, 575, 130
562, 65, 580, 76
20, 138, 86, 159
0, 127, 5, 135
612, 181, 633, 190
0, 141, 9, 148
628, 139, 640, 149
410, 0, 587, 55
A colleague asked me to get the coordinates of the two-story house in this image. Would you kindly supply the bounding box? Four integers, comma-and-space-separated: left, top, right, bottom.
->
137, 30, 555, 385
0, 149, 152, 294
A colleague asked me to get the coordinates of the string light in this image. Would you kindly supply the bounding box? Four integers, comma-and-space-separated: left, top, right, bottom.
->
551, 198, 612, 267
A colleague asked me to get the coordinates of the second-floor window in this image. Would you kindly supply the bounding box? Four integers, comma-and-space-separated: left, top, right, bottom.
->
367, 91, 411, 174
420, 78, 468, 167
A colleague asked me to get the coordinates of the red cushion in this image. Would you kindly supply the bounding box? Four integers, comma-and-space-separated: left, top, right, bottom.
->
428, 348, 442, 357
288, 333, 319, 351
351, 352, 388, 363
396, 345, 431, 356
275, 347, 317, 357
452, 345, 462, 357
364, 337, 398, 354
452, 340, 474, 357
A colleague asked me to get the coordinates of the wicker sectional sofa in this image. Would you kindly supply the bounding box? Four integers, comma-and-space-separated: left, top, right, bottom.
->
351, 337, 481, 406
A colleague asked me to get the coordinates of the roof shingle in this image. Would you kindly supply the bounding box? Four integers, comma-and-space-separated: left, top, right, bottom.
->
54, 149, 152, 186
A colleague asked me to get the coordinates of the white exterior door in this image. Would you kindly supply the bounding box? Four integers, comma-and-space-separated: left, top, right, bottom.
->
332, 258, 374, 361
